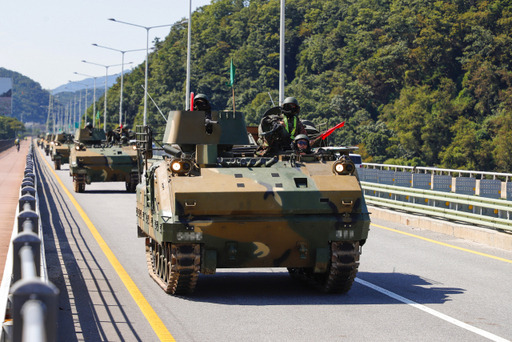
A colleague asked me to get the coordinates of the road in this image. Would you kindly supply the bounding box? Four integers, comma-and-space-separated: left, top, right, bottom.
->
33, 146, 512, 342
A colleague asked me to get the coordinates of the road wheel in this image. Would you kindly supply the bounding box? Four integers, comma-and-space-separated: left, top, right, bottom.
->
146, 239, 200, 295
54, 159, 61, 170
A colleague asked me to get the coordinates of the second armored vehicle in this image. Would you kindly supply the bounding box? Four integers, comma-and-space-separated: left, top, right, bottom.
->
51, 132, 73, 170
135, 109, 370, 295
69, 126, 139, 193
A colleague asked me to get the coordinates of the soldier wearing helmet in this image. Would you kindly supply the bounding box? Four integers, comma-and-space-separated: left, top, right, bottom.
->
193, 93, 212, 118
193, 93, 214, 134
293, 134, 312, 154
280, 97, 307, 144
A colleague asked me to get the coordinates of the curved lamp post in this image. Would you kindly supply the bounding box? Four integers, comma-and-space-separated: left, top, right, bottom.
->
92, 44, 146, 128
108, 18, 172, 125
81, 60, 130, 131
74, 72, 97, 127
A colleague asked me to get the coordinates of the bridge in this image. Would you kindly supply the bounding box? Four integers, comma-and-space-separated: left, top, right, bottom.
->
1, 141, 511, 341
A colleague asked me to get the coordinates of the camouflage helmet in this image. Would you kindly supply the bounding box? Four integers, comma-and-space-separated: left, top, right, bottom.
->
293, 134, 310, 152
282, 97, 300, 116
194, 93, 211, 111
294, 134, 309, 142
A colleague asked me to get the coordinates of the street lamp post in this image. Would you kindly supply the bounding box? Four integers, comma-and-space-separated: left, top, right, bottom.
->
70, 81, 89, 129
82, 60, 125, 132
74, 72, 97, 127
108, 18, 172, 125
92, 43, 145, 128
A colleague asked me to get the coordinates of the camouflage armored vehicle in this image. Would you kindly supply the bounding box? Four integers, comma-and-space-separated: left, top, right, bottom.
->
69, 126, 139, 193
136, 109, 370, 295
43, 133, 54, 155
51, 133, 73, 170
36, 134, 45, 148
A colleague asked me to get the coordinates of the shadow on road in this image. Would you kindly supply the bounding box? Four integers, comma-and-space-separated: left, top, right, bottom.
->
35, 154, 143, 342
183, 270, 464, 306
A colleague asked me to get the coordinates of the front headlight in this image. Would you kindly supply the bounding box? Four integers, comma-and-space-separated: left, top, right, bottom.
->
332, 158, 355, 175
170, 159, 193, 176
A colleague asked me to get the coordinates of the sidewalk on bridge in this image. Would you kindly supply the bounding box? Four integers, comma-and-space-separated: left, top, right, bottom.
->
0, 140, 30, 278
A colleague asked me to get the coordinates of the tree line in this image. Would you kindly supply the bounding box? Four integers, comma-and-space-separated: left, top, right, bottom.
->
84, 0, 512, 172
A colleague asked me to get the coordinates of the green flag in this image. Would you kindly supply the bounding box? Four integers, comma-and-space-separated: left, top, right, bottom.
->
227, 59, 235, 87
96, 111, 100, 119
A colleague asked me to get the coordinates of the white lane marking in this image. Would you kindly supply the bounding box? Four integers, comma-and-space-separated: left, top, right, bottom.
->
356, 278, 509, 342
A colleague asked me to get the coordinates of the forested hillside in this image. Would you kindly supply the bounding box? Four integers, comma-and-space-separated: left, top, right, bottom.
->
0, 68, 50, 124
97, 0, 512, 172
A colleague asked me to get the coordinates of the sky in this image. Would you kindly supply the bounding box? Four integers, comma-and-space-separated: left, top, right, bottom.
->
0, 0, 212, 90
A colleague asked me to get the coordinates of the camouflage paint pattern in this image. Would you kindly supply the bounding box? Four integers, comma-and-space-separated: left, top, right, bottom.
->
51, 133, 73, 164
137, 158, 369, 269
136, 111, 370, 273
70, 127, 138, 185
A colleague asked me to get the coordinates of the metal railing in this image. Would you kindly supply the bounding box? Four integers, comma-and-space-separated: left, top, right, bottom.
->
0, 144, 58, 342
359, 164, 512, 232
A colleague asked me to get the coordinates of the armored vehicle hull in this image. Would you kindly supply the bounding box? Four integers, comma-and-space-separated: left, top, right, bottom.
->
70, 127, 139, 192
136, 111, 370, 295
51, 133, 73, 170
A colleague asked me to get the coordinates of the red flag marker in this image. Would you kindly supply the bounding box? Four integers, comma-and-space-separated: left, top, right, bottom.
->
321, 121, 345, 140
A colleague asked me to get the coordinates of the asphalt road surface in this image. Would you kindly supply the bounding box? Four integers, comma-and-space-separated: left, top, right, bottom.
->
34, 147, 512, 342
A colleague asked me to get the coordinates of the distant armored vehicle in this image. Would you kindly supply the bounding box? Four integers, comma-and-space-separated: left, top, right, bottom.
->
36, 134, 45, 147
43, 133, 54, 155
69, 126, 138, 193
51, 133, 73, 170
135, 109, 370, 295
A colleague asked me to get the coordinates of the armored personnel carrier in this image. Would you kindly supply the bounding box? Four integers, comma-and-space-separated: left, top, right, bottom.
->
135, 109, 370, 295
69, 126, 139, 193
43, 133, 54, 155
51, 133, 73, 170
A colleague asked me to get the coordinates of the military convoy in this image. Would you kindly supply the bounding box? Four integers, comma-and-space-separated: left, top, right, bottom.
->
135, 108, 370, 295
69, 126, 139, 193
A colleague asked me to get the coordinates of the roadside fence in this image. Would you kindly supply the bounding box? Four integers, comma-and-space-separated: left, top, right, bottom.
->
0, 144, 58, 342
359, 164, 512, 232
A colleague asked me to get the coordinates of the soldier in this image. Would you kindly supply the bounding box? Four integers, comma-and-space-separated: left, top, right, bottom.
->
280, 97, 307, 144
193, 93, 213, 134
292, 134, 312, 154
85, 122, 93, 134
193, 94, 211, 116
256, 97, 309, 156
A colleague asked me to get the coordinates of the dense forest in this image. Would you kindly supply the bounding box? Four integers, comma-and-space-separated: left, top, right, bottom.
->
86, 0, 511, 171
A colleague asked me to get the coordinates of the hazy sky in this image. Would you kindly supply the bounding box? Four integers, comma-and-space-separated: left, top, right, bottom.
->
0, 0, 212, 90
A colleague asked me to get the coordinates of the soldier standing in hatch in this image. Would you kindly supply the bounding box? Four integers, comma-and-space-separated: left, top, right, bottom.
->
193, 93, 213, 134
279, 97, 307, 148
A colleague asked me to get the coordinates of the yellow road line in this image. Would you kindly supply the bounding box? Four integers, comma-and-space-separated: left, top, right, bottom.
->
371, 222, 512, 264
36, 148, 175, 342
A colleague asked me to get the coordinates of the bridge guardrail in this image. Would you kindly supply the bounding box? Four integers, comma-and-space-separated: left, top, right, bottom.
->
0, 144, 58, 342
359, 164, 512, 232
